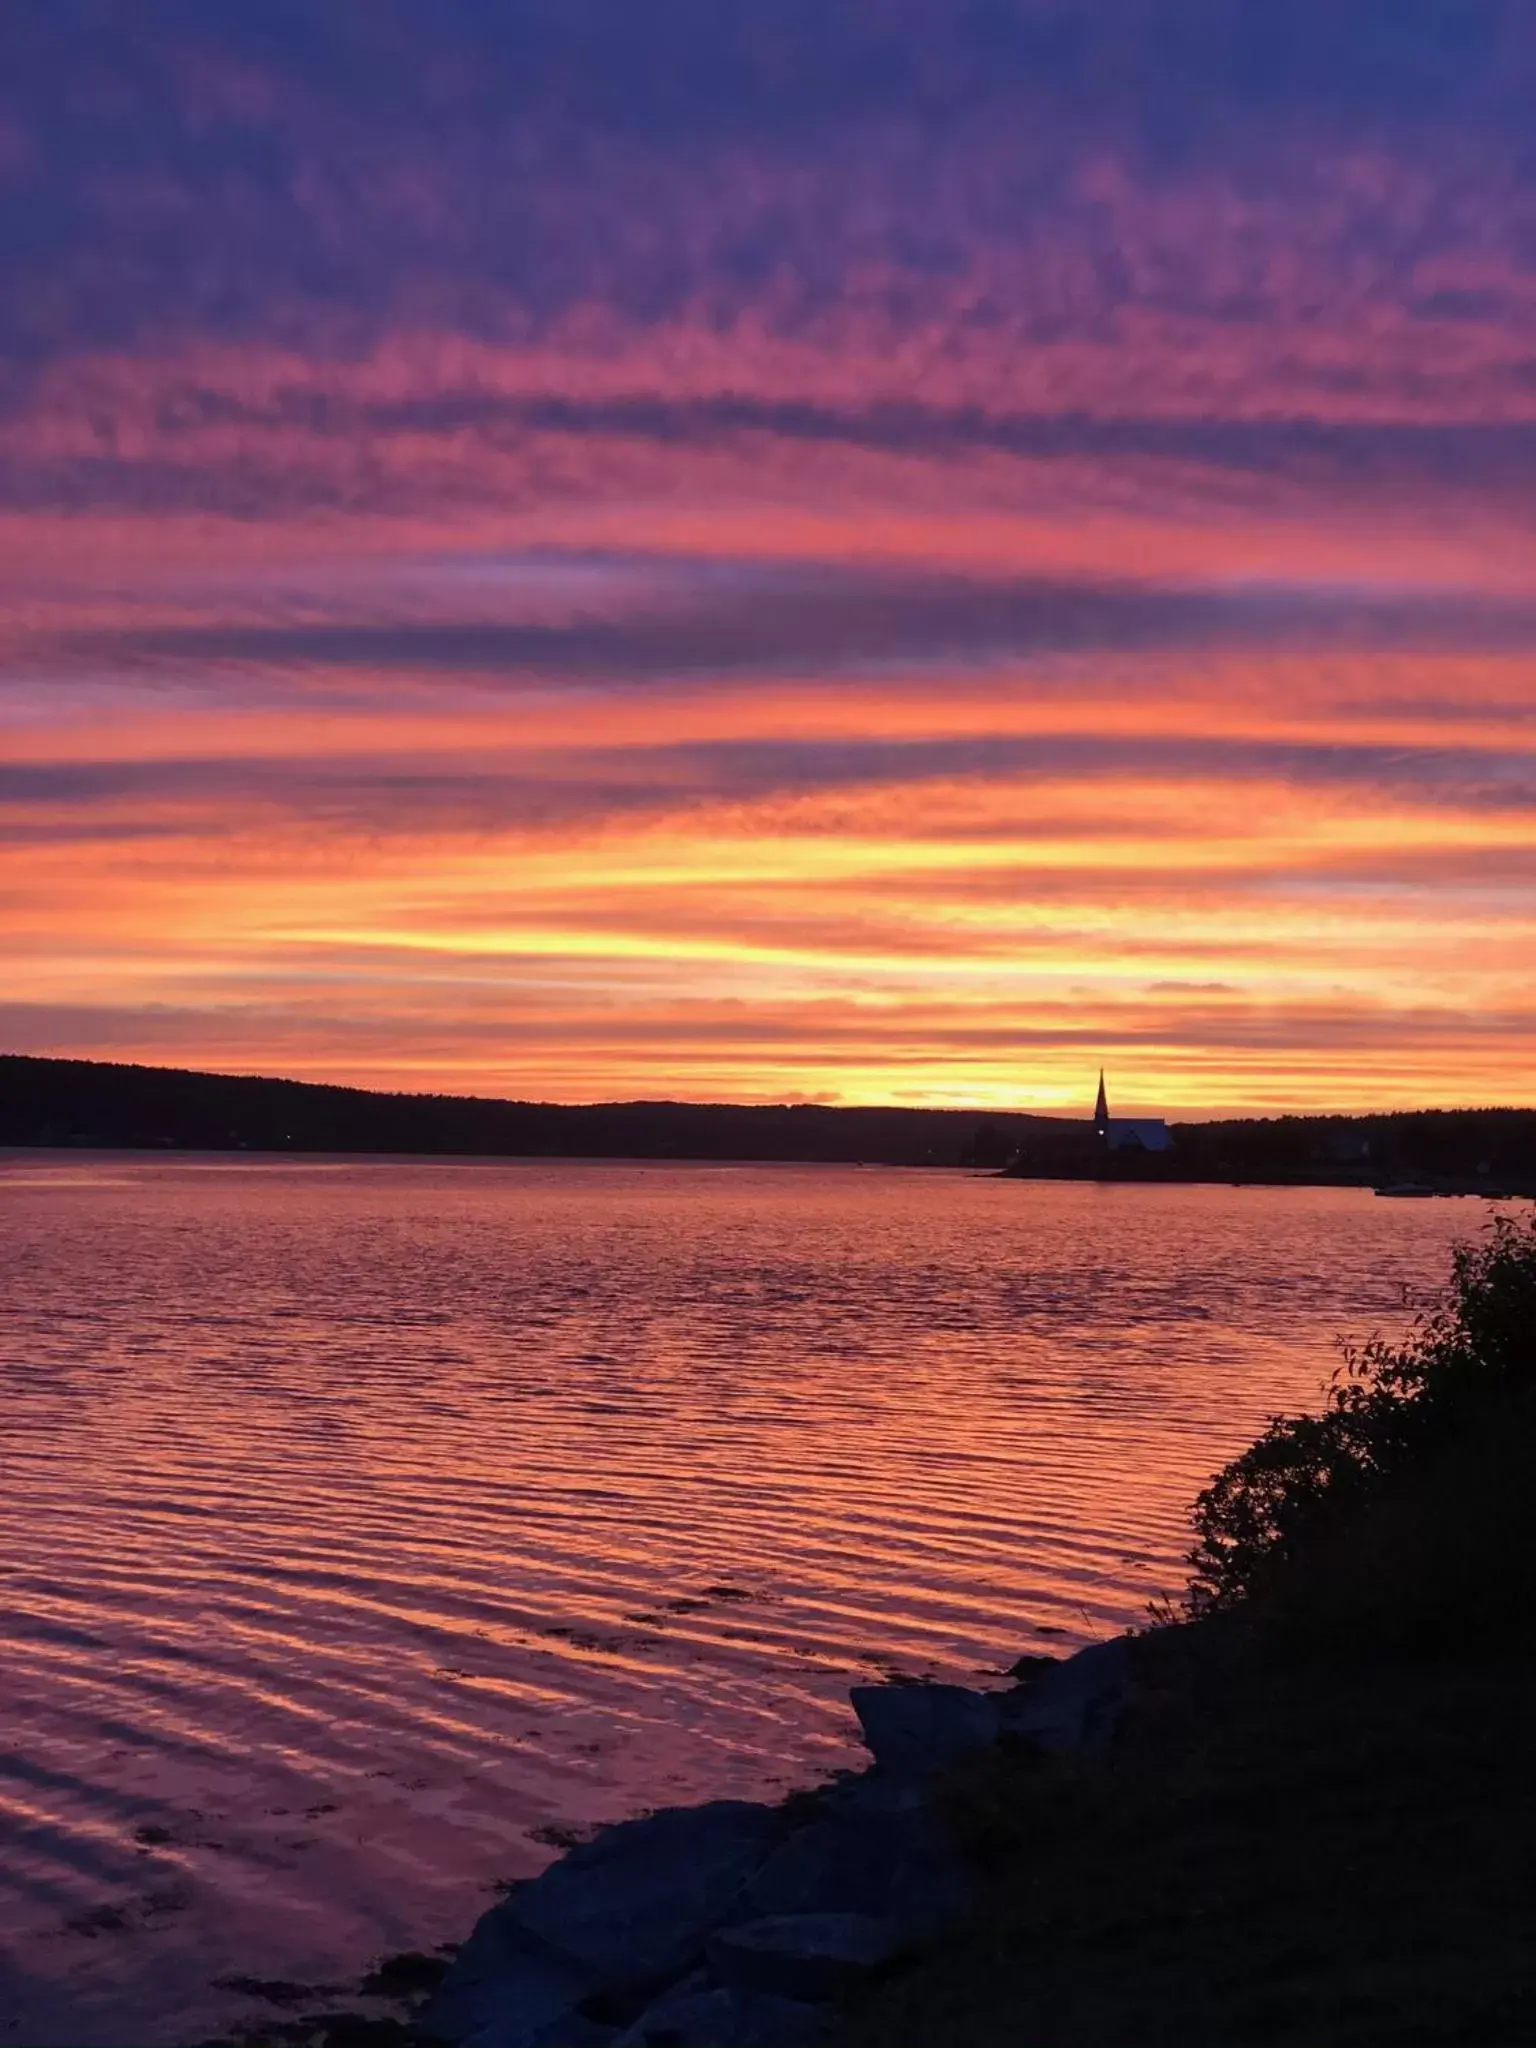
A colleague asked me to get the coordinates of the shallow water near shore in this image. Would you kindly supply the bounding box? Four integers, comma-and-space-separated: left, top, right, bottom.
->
0, 1156, 1495, 2045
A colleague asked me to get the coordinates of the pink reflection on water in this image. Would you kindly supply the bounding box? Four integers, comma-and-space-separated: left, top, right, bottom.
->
0, 1159, 1483, 2044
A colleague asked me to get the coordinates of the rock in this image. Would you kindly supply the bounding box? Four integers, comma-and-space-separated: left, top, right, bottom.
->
1001, 1635, 1134, 1754
821, 1769, 929, 1821
888, 1854, 971, 1940
503, 1801, 786, 1989
743, 1816, 890, 1920
848, 1683, 1001, 1778
420, 1915, 599, 2045
362, 1949, 452, 1997
616, 1985, 826, 2046
466, 2010, 618, 2048
708, 1913, 902, 2005
744, 1803, 971, 1941
824, 1766, 933, 1816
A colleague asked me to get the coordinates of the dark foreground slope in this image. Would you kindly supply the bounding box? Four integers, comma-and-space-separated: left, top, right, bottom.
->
837, 1216, 1536, 2048
836, 1626, 1532, 2047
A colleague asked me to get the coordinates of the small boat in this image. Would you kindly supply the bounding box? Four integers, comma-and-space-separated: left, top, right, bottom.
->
1373, 1181, 1441, 1198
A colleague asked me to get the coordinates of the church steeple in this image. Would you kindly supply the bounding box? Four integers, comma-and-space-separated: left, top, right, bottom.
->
1094, 1069, 1109, 1134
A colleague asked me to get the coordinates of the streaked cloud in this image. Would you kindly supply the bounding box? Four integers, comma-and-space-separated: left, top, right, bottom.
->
2, 4, 1533, 1109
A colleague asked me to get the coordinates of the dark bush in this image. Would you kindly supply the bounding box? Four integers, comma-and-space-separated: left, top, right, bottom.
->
1185, 1213, 1536, 1633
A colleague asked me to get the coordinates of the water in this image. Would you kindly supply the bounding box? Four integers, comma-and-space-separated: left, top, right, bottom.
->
0, 1156, 1494, 2046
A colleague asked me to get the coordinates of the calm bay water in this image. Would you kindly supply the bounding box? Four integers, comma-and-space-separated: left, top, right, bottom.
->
0, 1156, 1494, 2045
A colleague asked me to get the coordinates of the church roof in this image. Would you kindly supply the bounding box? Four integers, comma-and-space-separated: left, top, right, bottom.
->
1104, 1117, 1173, 1153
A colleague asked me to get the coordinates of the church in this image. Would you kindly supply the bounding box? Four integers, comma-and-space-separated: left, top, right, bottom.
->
1094, 1071, 1173, 1155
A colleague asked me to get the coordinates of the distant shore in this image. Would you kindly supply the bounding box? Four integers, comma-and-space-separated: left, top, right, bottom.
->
997, 1159, 1536, 1198
6, 1054, 1535, 1191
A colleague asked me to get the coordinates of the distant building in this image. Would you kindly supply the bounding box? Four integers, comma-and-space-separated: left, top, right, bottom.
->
1093, 1070, 1173, 1155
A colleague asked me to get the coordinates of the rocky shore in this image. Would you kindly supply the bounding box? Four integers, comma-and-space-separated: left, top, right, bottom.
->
417, 1637, 1134, 2048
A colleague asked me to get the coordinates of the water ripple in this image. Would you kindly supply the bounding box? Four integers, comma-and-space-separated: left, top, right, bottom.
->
0, 1157, 1481, 2045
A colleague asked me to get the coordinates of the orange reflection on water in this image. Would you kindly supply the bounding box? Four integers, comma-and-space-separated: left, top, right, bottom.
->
0, 1162, 1487, 2042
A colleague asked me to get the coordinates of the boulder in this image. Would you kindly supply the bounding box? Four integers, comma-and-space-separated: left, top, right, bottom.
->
743, 1802, 971, 1940
708, 1913, 902, 2005
616, 1984, 826, 2047
848, 1683, 1000, 1778
503, 1801, 786, 1988
420, 1914, 599, 2045
465, 2009, 618, 2048
822, 1770, 929, 1820
744, 1814, 892, 1921
1001, 1635, 1133, 1755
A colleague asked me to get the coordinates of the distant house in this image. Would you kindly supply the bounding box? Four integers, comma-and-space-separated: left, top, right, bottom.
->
1094, 1071, 1173, 1155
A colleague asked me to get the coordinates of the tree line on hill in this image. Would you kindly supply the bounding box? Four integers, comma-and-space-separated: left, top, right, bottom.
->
0, 1055, 1056, 1167
3, 1055, 1533, 1188
1007, 1105, 1536, 1191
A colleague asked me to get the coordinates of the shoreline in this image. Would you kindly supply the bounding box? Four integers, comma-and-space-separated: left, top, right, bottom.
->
378, 1603, 1533, 2048
184, 1569, 1536, 2048
9, 1144, 1534, 1200
396, 1638, 1139, 2048
193, 1635, 1138, 2048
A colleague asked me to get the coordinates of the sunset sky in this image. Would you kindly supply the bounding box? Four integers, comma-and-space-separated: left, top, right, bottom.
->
4, 2, 1535, 1114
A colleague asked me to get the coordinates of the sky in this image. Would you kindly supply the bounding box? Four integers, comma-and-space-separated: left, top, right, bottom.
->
3, 2, 1535, 1115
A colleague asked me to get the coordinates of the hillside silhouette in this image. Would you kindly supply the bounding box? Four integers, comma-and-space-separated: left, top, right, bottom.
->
4, 1055, 1534, 1187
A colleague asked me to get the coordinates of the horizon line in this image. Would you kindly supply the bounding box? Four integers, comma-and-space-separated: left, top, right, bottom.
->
4, 1051, 1531, 1127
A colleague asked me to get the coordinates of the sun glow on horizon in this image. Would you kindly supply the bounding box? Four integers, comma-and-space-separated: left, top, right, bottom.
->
8, 527, 1533, 1117
4, 10, 1536, 1114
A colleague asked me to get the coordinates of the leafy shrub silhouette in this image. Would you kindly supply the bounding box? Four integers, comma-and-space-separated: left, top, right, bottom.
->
1185, 1213, 1536, 1625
